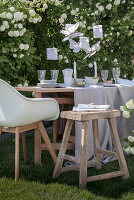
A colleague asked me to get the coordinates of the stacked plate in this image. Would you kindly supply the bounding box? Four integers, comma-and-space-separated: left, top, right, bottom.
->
37, 80, 59, 88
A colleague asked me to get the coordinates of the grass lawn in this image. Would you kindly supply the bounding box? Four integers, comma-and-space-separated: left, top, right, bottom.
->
0, 132, 134, 200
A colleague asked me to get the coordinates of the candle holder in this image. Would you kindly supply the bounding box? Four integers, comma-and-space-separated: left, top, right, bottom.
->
74, 78, 86, 87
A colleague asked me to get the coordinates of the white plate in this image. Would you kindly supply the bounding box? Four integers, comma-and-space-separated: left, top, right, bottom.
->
37, 83, 59, 88
99, 83, 117, 87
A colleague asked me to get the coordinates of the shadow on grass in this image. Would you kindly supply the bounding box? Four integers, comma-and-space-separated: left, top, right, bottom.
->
0, 133, 134, 199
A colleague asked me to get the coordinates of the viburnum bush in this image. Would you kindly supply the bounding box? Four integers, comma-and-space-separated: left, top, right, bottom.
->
0, 0, 134, 84
0, 0, 42, 85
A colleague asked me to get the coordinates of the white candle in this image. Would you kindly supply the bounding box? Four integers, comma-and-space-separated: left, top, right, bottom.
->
74, 61, 77, 79
94, 61, 97, 77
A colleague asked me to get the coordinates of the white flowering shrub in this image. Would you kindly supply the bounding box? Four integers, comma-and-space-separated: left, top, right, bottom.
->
124, 130, 134, 155
30, 0, 134, 80
0, 0, 42, 85
0, 0, 134, 84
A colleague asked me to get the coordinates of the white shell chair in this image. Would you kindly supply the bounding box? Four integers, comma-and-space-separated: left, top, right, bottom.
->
0, 79, 59, 182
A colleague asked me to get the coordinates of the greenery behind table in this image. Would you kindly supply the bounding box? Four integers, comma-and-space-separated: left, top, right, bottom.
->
0, 0, 134, 86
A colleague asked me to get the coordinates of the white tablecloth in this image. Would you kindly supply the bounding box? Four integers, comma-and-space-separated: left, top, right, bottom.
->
74, 84, 134, 163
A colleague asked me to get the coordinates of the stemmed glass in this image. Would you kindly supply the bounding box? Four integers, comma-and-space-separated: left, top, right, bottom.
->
100, 70, 109, 82
51, 70, 59, 82
112, 69, 120, 84
37, 70, 46, 83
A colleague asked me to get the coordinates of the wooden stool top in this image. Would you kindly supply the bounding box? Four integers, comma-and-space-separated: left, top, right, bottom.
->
60, 109, 120, 121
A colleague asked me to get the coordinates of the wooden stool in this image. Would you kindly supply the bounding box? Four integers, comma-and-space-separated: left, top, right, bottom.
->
53, 110, 130, 189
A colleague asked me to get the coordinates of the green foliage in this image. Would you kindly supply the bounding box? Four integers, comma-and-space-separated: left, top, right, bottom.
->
0, 0, 134, 85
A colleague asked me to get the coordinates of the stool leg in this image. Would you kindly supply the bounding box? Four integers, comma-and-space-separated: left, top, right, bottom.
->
79, 121, 89, 189
108, 118, 129, 179
53, 119, 73, 179
92, 119, 101, 170
34, 128, 41, 165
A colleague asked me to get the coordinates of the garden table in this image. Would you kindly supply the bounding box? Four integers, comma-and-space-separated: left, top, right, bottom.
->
16, 84, 134, 164
16, 86, 74, 164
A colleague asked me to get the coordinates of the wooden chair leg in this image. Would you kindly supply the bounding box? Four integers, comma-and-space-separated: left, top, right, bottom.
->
22, 132, 27, 163
92, 119, 101, 170
34, 128, 41, 165
53, 119, 73, 179
108, 117, 130, 179
15, 128, 20, 182
38, 121, 57, 164
79, 121, 89, 189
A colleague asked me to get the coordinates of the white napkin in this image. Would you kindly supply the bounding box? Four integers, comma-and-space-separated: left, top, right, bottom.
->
73, 104, 110, 112
117, 78, 134, 85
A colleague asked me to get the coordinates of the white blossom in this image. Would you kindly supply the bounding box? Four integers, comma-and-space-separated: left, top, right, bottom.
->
126, 100, 134, 109
13, 31, 20, 37
9, 7, 15, 12
70, 10, 77, 15
43, 4, 48, 9
111, 27, 114, 30
114, 58, 118, 63
114, 0, 121, 6
120, 106, 125, 111
24, 44, 29, 50
14, 12, 24, 21
6, 12, 13, 20
65, 59, 69, 63
88, 63, 93, 68
61, 13, 67, 19
128, 136, 134, 142
66, 5, 70, 10
13, 54, 17, 58
98, 6, 104, 12
19, 0, 26, 2
8, 31, 14, 37
59, 55, 63, 60
18, 23, 23, 29
19, 44, 25, 50
76, 8, 79, 12
29, 10, 36, 17
117, 32, 120, 36
59, 18, 64, 23
0, 25, 5, 31
20, 54, 24, 58
55, 1, 60, 6
32, 18, 38, 23
106, 4, 112, 10
123, 111, 130, 118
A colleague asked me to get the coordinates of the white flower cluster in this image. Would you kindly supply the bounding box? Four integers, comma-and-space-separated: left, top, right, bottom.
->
123, 130, 134, 155
0, 20, 9, 31
58, 55, 69, 63
8, 28, 26, 37
19, 43, 29, 51
120, 99, 134, 118
70, 8, 79, 16
59, 13, 67, 24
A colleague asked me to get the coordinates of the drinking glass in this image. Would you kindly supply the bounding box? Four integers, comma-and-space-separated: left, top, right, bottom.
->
37, 70, 46, 83
101, 70, 109, 82
112, 69, 120, 84
51, 70, 59, 81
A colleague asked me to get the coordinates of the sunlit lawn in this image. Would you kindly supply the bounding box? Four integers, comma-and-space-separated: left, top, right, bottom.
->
0, 132, 134, 200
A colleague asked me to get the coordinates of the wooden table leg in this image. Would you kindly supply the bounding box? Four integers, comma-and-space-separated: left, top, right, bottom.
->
53, 119, 59, 143
34, 92, 42, 164
22, 132, 27, 163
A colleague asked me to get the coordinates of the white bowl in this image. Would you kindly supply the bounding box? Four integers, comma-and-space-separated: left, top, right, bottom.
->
85, 77, 99, 85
